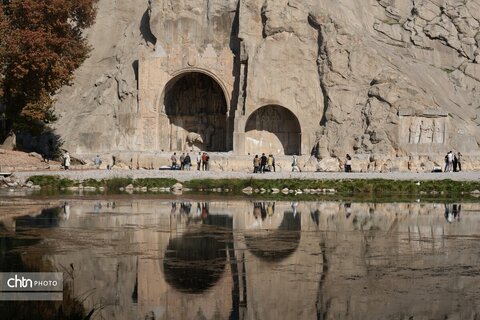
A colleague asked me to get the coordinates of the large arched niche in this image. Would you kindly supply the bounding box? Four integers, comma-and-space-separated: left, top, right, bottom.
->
162, 215, 232, 294
245, 105, 301, 155
163, 71, 232, 152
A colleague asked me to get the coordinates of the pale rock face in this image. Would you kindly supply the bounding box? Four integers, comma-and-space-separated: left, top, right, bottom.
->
52, 0, 480, 170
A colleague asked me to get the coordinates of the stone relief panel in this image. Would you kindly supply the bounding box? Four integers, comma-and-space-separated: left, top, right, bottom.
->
142, 117, 158, 150
400, 112, 447, 145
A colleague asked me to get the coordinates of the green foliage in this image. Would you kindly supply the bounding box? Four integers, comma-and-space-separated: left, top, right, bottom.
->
26, 176, 480, 199
28, 175, 73, 188
0, 0, 97, 133
104, 177, 133, 191
132, 178, 178, 188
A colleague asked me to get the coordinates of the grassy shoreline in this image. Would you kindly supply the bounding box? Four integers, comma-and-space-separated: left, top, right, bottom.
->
27, 175, 480, 196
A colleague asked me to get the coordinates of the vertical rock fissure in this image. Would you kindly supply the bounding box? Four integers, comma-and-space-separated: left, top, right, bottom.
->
308, 14, 330, 127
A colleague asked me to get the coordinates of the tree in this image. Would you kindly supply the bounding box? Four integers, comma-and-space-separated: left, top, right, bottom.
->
0, 0, 97, 136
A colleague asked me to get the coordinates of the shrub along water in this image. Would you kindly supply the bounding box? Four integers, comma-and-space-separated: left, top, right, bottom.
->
27, 175, 480, 198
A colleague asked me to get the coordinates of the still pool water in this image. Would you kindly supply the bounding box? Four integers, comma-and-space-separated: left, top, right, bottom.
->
1, 197, 479, 319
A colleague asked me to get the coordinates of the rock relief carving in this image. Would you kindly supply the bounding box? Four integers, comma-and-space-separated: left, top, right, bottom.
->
407, 116, 445, 144
186, 132, 204, 149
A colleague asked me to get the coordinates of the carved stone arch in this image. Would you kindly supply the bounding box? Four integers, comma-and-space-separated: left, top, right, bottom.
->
160, 69, 233, 152
244, 105, 302, 155
158, 67, 231, 115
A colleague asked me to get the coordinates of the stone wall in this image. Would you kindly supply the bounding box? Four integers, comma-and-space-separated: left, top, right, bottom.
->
52, 0, 480, 170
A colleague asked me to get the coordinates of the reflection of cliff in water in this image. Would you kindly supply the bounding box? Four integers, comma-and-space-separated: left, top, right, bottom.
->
2, 200, 480, 319
245, 211, 301, 261
163, 215, 232, 294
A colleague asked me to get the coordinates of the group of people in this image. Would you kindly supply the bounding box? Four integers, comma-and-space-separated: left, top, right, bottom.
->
253, 153, 276, 173
170, 202, 210, 225
171, 152, 210, 171
444, 151, 462, 172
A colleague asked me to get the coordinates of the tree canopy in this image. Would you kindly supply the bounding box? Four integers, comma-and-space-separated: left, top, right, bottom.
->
0, 0, 97, 134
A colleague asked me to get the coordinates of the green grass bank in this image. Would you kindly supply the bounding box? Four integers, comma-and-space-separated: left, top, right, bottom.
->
27, 175, 480, 197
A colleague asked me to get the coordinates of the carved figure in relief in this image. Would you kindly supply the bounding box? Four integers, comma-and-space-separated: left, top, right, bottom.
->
186, 132, 204, 149
432, 119, 444, 144
419, 119, 433, 144
267, 109, 281, 131
204, 124, 215, 148
408, 118, 421, 144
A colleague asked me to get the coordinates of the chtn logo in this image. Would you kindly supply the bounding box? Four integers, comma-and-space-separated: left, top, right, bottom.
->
7, 275, 33, 288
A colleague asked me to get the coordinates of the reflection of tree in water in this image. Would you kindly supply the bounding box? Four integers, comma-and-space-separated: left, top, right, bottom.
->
163, 215, 232, 294
245, 211, 301, 261
15, 207, 62, 230
0, 207, 91, 319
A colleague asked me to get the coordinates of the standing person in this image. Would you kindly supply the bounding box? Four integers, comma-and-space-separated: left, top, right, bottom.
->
446, 151, 454, 172
453, 152, 458, 172
205, 153, 210, 171
272, 154, 276, 172
267, 154, 274, 172
171, 152, 177, 170
184, 153, 191, 171
94, 155, 102, 169
196, 152, 202, 171
345, 154, 352, 172
444, 152, 448, 172
457, 152, 462, 172
260, 153, 267, 173
201, 152, 207, 171
179, 152, 185, 170
253, 155, 260, 173
291, 155, 300, 172
63, 152, 71, 170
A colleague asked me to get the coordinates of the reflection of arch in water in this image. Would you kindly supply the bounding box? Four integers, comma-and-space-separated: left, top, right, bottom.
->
162, 71, 231, 152
245, 211, 301, 261
245, 105, 301, 155
163, 215, 232, 294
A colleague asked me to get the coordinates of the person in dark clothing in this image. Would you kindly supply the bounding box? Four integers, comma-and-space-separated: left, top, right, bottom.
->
260, 153, 267, 173
204, 153, 210, 171
453, 153, 458, 172
457, 152, 462, 171
179, 153, 185, 170
183, 153, 191, 170
171, 152, 177, 170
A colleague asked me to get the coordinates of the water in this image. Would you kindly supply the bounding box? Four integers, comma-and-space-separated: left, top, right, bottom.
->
1, 197, 480, 319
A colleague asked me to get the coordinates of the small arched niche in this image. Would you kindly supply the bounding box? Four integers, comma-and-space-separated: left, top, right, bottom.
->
245, 105, 301, 155
163, 72, 231, 152
245, 211, 301, 262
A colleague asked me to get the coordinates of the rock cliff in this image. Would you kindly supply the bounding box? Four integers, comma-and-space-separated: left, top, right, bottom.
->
53, 0, 480, 170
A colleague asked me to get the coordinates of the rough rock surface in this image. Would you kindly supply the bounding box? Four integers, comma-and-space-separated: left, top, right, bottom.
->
52, 0, 480, 170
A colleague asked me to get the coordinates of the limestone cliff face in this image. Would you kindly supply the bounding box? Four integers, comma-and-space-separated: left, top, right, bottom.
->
53, 0, 480, 166
53, 0, 147, 154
